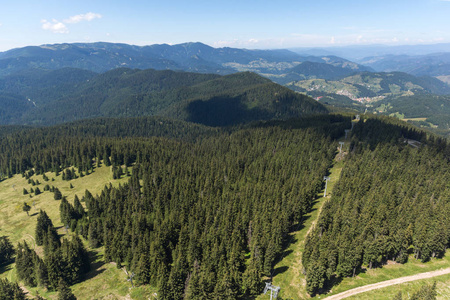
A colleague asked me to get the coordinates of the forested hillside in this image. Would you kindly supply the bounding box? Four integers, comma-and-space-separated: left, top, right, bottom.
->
0, 115, 350, 299
0, 68, 327, 126
303, 118, 450, 296
0, 113, 449, 299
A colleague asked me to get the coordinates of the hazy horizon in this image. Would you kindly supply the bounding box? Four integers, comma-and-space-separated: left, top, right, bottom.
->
1, 0, 450, 52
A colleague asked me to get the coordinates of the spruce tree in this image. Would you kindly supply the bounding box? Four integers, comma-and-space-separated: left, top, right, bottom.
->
0, 236, 15, 265
60, 197, 74, 226
57, 278, 77, 300
34, 256, 48, 288
54, 188, 62, 200
0, 278, 26, 300
16, 242, 37, 287
73, 195, 85, 219
46, 251, 63, 291
43, 226, 61, 257
36, 210, 54, 246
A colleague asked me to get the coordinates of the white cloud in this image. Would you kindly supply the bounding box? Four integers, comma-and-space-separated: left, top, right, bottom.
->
41, 12, 101, 34
64, 12, 102, 24
41, 19, 69, 34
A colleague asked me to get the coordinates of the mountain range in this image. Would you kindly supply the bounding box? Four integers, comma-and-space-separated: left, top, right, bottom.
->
0, 67, 326, 126
0, 41, 450, 137
0, 42, 371, 81
358, 53, 450, 81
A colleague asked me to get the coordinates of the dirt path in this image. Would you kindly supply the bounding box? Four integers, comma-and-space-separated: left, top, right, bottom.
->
324, 268, 450, 300
261, 156, 343, 299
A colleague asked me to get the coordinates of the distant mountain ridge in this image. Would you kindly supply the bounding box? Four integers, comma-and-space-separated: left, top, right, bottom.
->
0, 68, 327, 126
0, 42, 372, 81
359, 52, 450, 78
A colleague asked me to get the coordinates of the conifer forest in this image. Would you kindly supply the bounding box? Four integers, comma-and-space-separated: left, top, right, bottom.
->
0, 112, 448, 299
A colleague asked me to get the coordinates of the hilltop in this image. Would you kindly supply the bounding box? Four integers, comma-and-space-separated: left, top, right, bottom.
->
0, 68, 326, 126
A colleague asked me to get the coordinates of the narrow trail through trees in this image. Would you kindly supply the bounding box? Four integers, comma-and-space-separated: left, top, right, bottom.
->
266, 154, 343, 299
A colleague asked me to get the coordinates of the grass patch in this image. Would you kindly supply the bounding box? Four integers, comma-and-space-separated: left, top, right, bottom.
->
345, 273, 450, 300
315, 252, 450, 299
0, 164, 156, 299
256, 153, 344, 300
402, 117, 427, 122
257, 140, 450, 300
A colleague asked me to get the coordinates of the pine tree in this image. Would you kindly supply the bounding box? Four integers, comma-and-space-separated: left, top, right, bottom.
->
103, 152, 111, 167
136, 253, 151, 285
0, 278, 26, 300
35, 187, 41, 195
57, 278, 77, 300
61, 239, 82, 284
88, 220, 101, 248
43, 226, 61, 257
46, 251, 63, 291
34, 256, 48, 288
60, 197, 74, 226
0, 236, 15, 265
73, 195, 85, 219
54, 188, 62, 200
306, 262, 326, 296
22, 202, 31, 216
15, 242, 37, 287
72, 235, 90, 274
36, 210, 54, 246
242, 259, 261, 297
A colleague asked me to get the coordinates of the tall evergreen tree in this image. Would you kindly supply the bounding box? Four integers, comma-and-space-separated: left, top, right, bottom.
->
35, 210, 54, 246
54, 188, 62, 200
0, 278, 26, 300
57, 278, 77, 300
0, 236, 15, 265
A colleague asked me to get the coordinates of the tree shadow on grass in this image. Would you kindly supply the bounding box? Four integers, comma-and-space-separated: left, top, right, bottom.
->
272, 266, 289, 277
319, 267, 367, 296
82, 250, 105, 281
291, 214, 311, 233
0, 262, 13, 275
318, 275, 344, 296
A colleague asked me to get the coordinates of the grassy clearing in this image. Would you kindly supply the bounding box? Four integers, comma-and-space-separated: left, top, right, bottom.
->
256, 151, 344, 300
344, 273, 450, 300
258, 137, 450, 300
402, 117, 427, 122
0, 164, 155, 299
319, 252, 450, 299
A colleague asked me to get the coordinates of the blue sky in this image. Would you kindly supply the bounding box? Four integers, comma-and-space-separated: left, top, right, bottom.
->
0, 0, 449, 51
